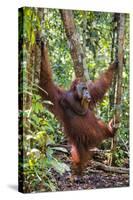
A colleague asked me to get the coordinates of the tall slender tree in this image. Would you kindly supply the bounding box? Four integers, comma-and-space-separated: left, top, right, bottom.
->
60, 10, 89, 81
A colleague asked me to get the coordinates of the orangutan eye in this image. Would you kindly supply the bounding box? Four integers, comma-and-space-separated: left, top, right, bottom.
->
82, 87, 87, 90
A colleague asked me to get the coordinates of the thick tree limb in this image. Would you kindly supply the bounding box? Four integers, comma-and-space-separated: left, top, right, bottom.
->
93, 161, 129, 174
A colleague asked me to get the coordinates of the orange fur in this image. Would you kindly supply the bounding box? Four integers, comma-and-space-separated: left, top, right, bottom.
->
39, 43, 117, 174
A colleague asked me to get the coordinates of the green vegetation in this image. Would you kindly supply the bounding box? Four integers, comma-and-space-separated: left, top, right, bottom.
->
19, 7, 129, 192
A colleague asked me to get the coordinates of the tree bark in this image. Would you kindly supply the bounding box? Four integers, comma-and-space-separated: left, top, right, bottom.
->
60, 10, 89, 81
115, 14, 125, 122
109, 14, 125, 165
34, 8, 45, 85
109, 13, 119, 110
93, 161, 129, 174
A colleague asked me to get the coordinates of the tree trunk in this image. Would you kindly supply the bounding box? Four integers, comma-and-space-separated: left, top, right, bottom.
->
82, 11, 90, 80
60, 9, 89, 81
34, 8, 45, 85
109, 13, 119, 111
115, 14, 125, 122
109, 14, 125, 165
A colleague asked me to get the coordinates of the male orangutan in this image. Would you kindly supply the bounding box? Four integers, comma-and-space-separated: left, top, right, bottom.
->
39, 42, 118, 174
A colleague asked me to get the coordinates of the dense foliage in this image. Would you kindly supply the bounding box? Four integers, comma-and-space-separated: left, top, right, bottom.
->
19, 7, 129, 192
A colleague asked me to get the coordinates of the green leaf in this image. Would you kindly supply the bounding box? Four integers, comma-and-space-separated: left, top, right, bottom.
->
51, 147, 68, 153
45, 180, 56, 192
31, 31, 35, 45
50, 159, 70, 175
